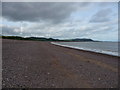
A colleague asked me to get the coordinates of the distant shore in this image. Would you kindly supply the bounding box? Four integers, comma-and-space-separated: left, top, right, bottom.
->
1, 36, 95, 42
2, 39, 118, 88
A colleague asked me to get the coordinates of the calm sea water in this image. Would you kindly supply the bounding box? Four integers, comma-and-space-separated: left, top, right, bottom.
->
51, 42, 119, 56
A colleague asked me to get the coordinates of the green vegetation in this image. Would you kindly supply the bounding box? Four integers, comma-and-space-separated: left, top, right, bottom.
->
2, 36, 94, 42
2, 36, 62, 41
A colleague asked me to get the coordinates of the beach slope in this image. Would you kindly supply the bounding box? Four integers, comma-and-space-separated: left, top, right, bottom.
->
2, 39, 118, 88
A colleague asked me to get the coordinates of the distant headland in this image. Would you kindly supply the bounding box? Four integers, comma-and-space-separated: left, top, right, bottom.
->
1, 36, 97, 42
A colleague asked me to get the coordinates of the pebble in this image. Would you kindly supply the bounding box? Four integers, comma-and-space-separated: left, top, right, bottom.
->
51, 84, 55, 87
25, 66, 28, 69
47, 72, 50, 75
2, 83, 5, 86
25, 76, 28, 78
6, 78, 9, 81
98, 78, 101, 80
13, 75, 16, 78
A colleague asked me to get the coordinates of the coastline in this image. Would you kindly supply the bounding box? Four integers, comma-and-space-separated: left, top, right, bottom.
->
51, 42, 119, 57
2, 39, 118, 88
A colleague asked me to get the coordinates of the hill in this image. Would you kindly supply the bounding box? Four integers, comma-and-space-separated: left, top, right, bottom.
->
2, 36, 95, 42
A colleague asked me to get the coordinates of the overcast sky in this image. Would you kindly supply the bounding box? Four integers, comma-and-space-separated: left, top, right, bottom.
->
1, 2, 118, 41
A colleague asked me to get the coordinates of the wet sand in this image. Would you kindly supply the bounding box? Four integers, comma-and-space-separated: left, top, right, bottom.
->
2, 39, 118, 88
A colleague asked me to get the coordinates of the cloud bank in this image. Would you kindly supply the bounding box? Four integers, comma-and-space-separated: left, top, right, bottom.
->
2, 2, 91, 23
1, 2, 118, 41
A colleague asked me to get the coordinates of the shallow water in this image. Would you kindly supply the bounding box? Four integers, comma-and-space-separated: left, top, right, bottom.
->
51, 42, 119, 56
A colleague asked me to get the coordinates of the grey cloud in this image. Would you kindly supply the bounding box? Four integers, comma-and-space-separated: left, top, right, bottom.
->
99, 2, 115, 8
90, 8, 112, 23
118, 2, 120, 25
0, 2, 1, 15
1, 19, 116, 40
1, 25, 43, 37
2, 2, 90, 23
1, 2, 117, 41
2, 26, 20, 35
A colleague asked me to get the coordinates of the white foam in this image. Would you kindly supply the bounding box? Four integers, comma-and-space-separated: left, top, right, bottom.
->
51, 42, 119, 57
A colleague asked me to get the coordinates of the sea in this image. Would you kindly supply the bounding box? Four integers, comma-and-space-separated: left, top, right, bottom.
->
51, 42, 119, 57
